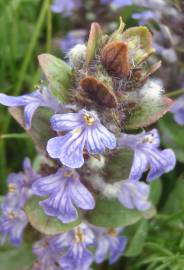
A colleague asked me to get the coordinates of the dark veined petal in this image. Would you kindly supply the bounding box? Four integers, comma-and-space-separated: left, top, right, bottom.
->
32, 171, 64, 196
95, 236, 109, 263
47, 129, 86, 168
40, 192, 78, 224
59, 243, 93, 270
70, 177, 95, 210
50, 113, 83, 132
95, 124, 116, 150
86, 124, 116, 154
129, 150, 148, 181
146, 148, 176, 181
109, 236, 128, 264
24, 102, 40, 129
86, 127, 105, 154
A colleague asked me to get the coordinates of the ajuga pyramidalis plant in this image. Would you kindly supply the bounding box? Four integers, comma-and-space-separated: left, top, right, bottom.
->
0, 18, 176, 270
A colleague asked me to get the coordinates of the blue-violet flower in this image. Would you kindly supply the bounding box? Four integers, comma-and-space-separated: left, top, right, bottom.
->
47, 109, 116, 168
3, 158, 40, 209
0, 86, 62, 129
32, 167, 95, 223
0, 205, 28, 246
94, 227, 128, 264
170, 94, 184, 125
33, 237, 62, 270
53, 223, 95, 270
118, 129, 176, 181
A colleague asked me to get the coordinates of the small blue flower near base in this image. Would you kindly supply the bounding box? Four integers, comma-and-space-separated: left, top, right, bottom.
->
94, 227, 128, 264
170, 94, 184, 125
0, 86, 62, 129
32, 167, 95, 223
117, 180, 151, 211
33, 237, 62, 270
47, 109, 116, 168
3, 157, 40, 209
53, 224, 95, 270
0, 205, 28, 246
118, 129, 176, 181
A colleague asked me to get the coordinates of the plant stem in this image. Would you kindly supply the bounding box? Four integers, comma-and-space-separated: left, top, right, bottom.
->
0, 133, 29, 139
167, 88, 184, 97
46, 0, 52, 53
15, 0, 49, 93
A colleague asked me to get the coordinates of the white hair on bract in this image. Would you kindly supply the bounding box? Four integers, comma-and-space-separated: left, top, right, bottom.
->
139, 79, 164, 103
128, 79, 164, 105
67, 44, 87, 67
87, 155, 106, 172
86, 173, 120, 200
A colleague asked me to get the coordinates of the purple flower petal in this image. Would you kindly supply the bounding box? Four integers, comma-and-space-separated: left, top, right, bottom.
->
0, 93, 28, 106
24, 102, 40, 129
69, 177, 95, 210
40, 193, 78, 223
95, 237, 109, 263
171, 95, 184, 125
130, 150, 148, 181
47, 131, 86, 168
147, 149, 176, 181
118, 180, 151, 211
109, 235, 128, 264
51, 113, 82, 132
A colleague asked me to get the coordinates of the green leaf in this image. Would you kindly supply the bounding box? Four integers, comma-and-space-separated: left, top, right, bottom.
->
124, 220, 149, 257
9, 107, 55, 155
163, 179, 184, 214
122, 26, 155, 66
86, 197, 143, 227
150, 179, 162, 205
25, 196, 81, 235
0, 243, 35, 270
86, 22, 103, 65
104, 148, 134, 183
38, 54, 72, 102
125, 97, 173, 129
159, 113, 184, 163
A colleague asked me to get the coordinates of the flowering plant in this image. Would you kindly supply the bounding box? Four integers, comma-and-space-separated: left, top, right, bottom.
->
0, 17, 177, 270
